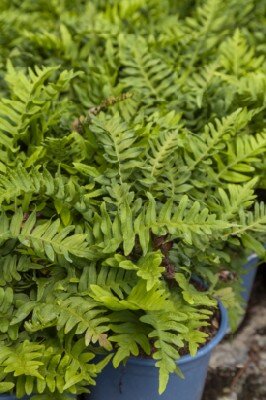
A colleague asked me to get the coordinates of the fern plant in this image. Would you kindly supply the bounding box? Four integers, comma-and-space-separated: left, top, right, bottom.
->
0, 0, 265, 397
0, 73, 265, 395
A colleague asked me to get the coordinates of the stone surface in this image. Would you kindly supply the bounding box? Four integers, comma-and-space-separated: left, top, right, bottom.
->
203, 268, 266, 400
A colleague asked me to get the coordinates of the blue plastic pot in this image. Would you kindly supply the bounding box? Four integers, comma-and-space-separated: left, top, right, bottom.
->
89, 303, 227, 400
241, 253, 259, 303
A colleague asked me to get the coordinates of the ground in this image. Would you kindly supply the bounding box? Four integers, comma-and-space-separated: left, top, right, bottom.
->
203, 268, 266, 400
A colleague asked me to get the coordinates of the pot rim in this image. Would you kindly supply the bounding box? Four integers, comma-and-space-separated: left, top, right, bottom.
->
247, 253, 260, 263
127, 301, 228, 367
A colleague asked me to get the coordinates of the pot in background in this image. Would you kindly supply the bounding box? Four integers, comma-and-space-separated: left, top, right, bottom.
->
89, 303, 228, 400
241, 253, 259, 303
231, 252, 260, 330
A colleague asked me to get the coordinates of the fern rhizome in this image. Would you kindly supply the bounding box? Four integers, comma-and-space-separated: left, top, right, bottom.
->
0, 0, 265, 398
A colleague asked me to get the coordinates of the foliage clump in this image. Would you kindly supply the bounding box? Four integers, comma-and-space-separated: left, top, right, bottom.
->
0, 0, 265, 397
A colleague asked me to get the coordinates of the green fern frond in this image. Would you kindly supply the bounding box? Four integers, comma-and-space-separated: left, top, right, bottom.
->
5, 62, 58, 101
103, 251, 165, 291
0, 337, 111, 398
209, 179, 257, 220
136, 251, 164, 291
0, 286, 16, 338
219, 29, 264, 76
0, 209, 92, 262
79, 263, 137, 297
180, 0, 227, 85
184, 0, 226, 38
140, 311, 187, 394
0, 254, 41, 286
43, 131, 92, 167
23, 296, 112, 350
146, 130, 180, 179
109, 310, 151, 367
185, 108, 253, 173
89, 113, 144, 183
119, 34, 177, 103
152, 195, 232, 244
0, 166, 85, 226
213, 131, 266, 183
87, 202, 123, 255
21, 30, 60, 52
140, 294, 212, 394
175, 273, 216, 306
148, 164, 192, 199
0, 63, 79, 152
90, 280, 170, 312
0, 340, 45, 379
89, 183, 143, 256
236, 73, 266, 106
182, 62, 220, 109
236, 201, 266, 234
